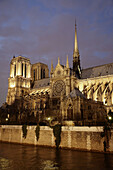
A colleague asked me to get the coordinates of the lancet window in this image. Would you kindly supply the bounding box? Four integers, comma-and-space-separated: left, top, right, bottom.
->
14, 64, 16, 76
34, 69, 36, 81
25, 64, 27, 78
22, 63, 23, 76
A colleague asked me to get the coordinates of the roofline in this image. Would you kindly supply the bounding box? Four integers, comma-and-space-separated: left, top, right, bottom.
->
32, 62, 48, 66
11, 56, 30, 62
82, 62, 113, 71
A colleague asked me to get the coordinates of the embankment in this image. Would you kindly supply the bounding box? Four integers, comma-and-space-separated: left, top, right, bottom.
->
0, 125, 113, 153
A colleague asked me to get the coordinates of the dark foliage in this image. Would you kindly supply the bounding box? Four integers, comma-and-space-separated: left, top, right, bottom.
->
22, 124, 27, 139
35, 125, 40, 141
53, 124, 62, 149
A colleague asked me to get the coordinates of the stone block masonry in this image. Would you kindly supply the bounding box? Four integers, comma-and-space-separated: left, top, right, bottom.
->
0, 125, 113, 153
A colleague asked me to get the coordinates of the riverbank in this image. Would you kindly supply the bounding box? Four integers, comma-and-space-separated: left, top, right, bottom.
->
0, 125, 113, 153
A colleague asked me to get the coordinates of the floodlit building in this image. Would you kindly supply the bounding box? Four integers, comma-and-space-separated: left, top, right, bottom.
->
6, 23, 113, 124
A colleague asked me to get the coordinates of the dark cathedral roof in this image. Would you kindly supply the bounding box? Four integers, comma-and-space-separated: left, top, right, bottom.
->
69, 88, 85, 98
33, 78, 50, 89
81, 63, 113, 79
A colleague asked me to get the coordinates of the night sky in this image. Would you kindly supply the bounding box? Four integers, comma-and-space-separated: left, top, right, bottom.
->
0, 0, 113, 106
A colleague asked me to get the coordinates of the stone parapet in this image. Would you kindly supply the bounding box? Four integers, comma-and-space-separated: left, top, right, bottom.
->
0, 125, 113, 153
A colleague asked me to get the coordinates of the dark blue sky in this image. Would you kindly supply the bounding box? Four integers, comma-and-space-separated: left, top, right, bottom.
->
0, 0, 113, 106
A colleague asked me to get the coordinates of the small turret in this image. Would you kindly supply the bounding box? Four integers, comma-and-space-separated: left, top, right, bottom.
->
66, 55, 69, 69
50, 61, 54, 73
58, 57, 60, 65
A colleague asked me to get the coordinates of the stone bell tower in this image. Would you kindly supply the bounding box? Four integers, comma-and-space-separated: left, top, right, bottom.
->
6, 56, 31, 105
73, 21, 81, 78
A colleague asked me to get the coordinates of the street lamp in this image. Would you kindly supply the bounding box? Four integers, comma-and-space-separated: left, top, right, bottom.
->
108, 116, 112, 120
6, 118, 8, 121
47, 117, 51, 121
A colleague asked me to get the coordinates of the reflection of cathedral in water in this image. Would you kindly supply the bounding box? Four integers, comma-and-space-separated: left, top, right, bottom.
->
6, 23, 113, 124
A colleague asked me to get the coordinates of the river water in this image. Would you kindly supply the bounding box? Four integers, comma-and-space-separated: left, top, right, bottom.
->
0, 143, 113, 170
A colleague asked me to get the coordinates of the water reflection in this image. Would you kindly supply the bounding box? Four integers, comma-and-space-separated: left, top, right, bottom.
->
0, 157, 12, 169
0, 143, 113, 170
42, 160, 59, 169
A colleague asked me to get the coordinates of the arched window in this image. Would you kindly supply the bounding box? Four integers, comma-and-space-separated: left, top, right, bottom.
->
43, 69, 45, 78
14, 64, 16, 76
22, 63, 23, 76
25, 64, 27, 78
34, 69, 36, 81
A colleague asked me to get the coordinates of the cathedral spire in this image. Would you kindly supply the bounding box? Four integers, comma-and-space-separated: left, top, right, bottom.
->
73, 19, 79, 58
66, 55, 69, 68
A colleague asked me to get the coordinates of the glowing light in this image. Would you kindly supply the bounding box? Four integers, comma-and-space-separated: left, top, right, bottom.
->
108, 116, 112, 120
6, 118, 8, 121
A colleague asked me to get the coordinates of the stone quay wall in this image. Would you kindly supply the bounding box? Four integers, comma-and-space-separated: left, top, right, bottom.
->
0, 125, 113, 153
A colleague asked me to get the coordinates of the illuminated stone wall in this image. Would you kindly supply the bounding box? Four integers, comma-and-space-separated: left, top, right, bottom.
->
77, 75, 113, 112
6, 56, 31, 105
0, 125, 113, 153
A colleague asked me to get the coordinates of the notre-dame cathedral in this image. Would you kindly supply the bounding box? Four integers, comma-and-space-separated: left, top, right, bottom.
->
6, 23, 113, 125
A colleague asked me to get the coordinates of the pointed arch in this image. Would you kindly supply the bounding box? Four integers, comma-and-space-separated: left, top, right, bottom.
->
14, 64, 16, 76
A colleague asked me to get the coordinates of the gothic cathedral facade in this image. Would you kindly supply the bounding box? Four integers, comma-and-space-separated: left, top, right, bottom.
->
6, 23, 113, 124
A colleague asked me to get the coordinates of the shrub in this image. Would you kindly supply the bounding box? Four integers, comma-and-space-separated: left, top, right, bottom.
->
53, 124, 61, 149
35, 125, 40, 141
22, 124, 27, 139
